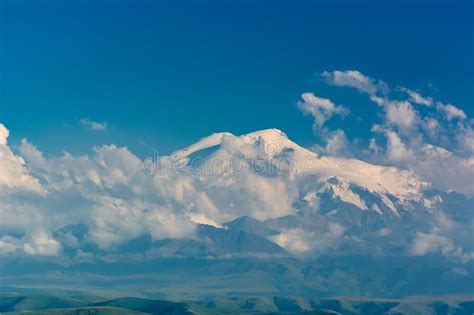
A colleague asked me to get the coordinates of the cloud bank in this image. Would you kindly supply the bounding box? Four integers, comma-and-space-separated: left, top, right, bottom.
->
308, 70, 474, 197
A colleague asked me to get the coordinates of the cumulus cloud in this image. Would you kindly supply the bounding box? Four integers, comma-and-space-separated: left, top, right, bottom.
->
410, 231, 474, 263
0, 123, 9, 145
322, 129, 350, 156
0, 124, 305, 257
411, 145, 474, 195
371, 126, 415, 163
297, 92, 348, 129
23, 230, 62, 256
385, 131, 414, 162
0, 126, 45, 194
384, 100, 419, 133
436, 102, 467, 121
311, 129, 351, 157
80, 118, 108, 130
270, 223, 345, 256
422, 117, 440, 139
457, 126, 474, 154
270, 228, 311, 254
0, 126, 200, 256
319, 69, 474, 196
368, 96, 420, 135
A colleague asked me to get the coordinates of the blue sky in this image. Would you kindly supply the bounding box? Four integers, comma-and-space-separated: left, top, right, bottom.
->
1, 0, 473, 157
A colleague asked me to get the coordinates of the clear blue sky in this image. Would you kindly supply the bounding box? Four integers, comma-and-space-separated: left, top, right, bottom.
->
1, 0, 472, 157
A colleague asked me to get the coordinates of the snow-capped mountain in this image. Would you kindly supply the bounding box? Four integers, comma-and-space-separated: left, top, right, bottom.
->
1, 128, 473, 297
141, 128, 470, 261
165, 128, 427, 219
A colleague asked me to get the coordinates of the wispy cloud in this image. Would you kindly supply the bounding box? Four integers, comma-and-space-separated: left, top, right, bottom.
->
80, 118, 107, 131
322, 70, 388, 95
297, 92, 348, 129
400, 88, 433, 106
436, 102, 467, 121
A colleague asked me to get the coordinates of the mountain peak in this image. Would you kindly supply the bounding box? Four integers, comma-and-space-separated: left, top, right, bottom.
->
224, 215, 279, 236
171, 128, 307, 161
243, 128, 288, 139
167, 128, 424, 209
170, 131, 235, 160
240, 128, 317, 158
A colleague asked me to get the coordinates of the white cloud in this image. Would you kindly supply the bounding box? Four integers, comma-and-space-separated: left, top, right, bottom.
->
297, 92, 348, 129
367, 96, 420, 134
322, 129, 350, 157
402, 88, 433, 106
367, 132, 474, 196
436, 102, 467, 121
0, 125, 307, 256
0, 124, 9, 145
384, 100, 419, 133
320, 69, 473, 196
270, 229, 311, 254
189, 213, 222, 228
322, 70, 388, 95
457, 126, 474, 154
23, 230, 62, 256
270, 223, 345, 256
372, 126, 414, 163
328, 222, 345, 237
422, 117, 440, 139
0, 126, 45, 194
80, 118, 108, 130
376, 228, 391, 237
0, 128, 201, 254
0, 236, 21, 255
410, 231, 474, 263
0, 231, 63, 257
412, 145, 474, 196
